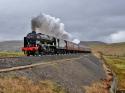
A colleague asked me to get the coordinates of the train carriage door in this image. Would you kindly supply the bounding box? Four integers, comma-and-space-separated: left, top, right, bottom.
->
65, 40, 67, 49
53, 37, 56, 46
57, 39, 59, 48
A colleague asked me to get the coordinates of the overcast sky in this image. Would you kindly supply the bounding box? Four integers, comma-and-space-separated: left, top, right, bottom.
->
0, 0, 125, 43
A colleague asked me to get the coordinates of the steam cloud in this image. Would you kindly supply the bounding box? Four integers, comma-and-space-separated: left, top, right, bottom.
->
31, 14, 80, 44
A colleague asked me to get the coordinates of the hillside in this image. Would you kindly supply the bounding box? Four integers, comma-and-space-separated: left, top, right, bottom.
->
80, 41, 106, 46
80, 41, 125, 56
80, 41, 125, 91
0, 40, 23, 52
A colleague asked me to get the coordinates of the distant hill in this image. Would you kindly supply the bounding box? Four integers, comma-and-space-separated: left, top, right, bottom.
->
80, 41, 106, 46
80, 41, 125, 56
0, 40, 23, 52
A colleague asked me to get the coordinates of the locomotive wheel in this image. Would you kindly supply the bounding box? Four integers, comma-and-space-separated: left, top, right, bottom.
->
32, 51, 35, 56
26, 51, 30, 56
26, 51, 35, 56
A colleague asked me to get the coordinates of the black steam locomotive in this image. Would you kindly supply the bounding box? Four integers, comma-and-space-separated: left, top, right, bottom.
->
22, 31, 91, 56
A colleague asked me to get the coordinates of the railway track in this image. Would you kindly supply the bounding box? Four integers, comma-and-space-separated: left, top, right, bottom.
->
0, 53, 84, 59
0, 54, 84, 73
0, 54, 63, 59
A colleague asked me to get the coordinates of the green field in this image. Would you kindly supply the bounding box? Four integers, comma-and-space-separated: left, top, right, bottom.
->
0, 52, 24, 57
84, 42, 125, 89
104, 56, 125, 89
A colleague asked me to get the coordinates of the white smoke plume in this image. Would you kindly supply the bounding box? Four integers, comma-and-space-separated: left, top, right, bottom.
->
31, 14, 80, 44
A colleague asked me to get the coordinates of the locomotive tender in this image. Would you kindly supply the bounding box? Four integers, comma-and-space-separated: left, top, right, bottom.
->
22, 31, 91, 56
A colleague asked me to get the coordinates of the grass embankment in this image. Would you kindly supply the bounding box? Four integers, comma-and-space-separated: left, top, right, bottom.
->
0, 77, 65, 93
104, 56, 125, 89
0, 52, 24, 57
87, 42, 125, 90
84, 82, 108, 93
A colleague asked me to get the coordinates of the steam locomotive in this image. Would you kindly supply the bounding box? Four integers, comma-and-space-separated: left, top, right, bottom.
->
22, 31, 91, 56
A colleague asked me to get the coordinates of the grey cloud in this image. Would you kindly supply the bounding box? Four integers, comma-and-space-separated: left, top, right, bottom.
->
0, 0, 125, 43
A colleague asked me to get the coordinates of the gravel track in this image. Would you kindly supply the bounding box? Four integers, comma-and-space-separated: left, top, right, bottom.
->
0, 56, 82, 73
0, 54, 83, 69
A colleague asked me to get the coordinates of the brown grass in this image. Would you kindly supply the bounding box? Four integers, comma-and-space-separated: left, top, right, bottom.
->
0, 77, 65, 93
88, 42, 125, 90
90, 43, 125, 57
84, 82, 109, 93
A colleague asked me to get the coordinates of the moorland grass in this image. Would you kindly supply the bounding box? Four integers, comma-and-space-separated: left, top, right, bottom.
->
104, 56, 125, 89
86, 42, 125, 90
0, 77, 65, 93
0, 51, 24, 57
